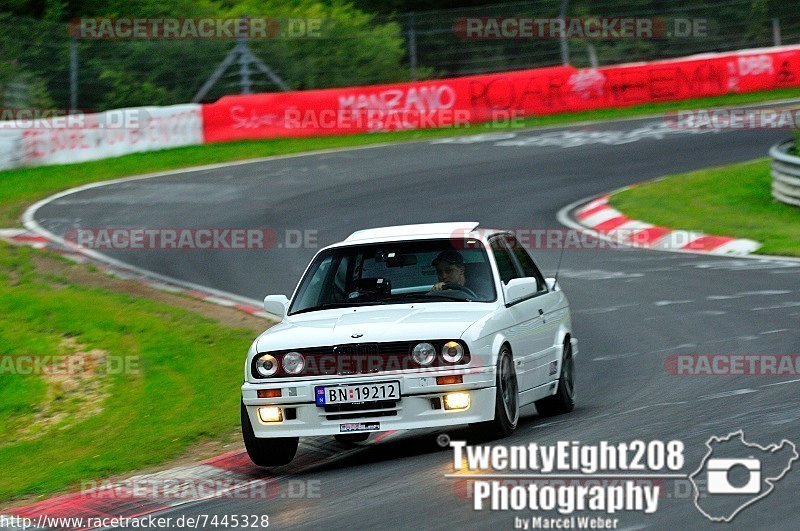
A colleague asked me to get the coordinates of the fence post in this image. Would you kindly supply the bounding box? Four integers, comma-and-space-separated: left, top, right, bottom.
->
407, 12, 418, 81
559, 0, 570, 65
772, 18, 782, 46
586, 43, 599, 68
237, 17, 252, 95
70, 36, 79, 111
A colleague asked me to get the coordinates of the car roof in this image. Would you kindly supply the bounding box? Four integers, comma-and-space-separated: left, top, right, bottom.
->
337, 222, 486, 246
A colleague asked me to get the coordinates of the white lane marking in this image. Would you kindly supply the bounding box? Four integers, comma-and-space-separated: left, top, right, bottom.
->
701, 335, 760, 344
741, 290, 793, 296
592, 342, 697, 361
609, 401, 690, 417
760, 329, 791, 335
654, 300, 694, 306
557, 269, 643, 280
698, 310, 727, 315
698, 389, 758, 401
707, 290, 792, 300
752, 301, 800, 311
575, 303, 640, 315
432, 97, 800, 146
761, 378, 800, 388
593, 352, 641, 361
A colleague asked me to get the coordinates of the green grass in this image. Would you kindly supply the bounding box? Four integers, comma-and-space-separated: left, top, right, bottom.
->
610, 159, 800, 256
2, 87, 800, 227
0, 243, 255, 502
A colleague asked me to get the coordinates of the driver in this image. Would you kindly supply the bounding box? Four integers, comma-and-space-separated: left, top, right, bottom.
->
431, 250, 467, 292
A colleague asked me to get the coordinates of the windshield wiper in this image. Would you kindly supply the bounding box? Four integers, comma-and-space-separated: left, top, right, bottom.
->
290, 301, 385, 315
423, 293, 471, 302
390, 292, 471, 302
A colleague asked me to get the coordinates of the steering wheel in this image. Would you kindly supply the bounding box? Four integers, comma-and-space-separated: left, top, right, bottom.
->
436, 282, 479, 299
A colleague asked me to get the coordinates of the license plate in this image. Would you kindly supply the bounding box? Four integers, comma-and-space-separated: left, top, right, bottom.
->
315, 381, 400, 406
340, 422, 380, 432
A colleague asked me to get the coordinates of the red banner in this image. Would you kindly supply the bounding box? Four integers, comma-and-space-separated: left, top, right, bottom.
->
201, 46, 800, 143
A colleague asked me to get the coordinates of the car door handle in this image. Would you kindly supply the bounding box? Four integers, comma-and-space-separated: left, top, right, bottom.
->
538, 309, 544, 316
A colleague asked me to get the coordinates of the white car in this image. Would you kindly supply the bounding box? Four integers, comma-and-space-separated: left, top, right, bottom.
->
241, 222, 577, 466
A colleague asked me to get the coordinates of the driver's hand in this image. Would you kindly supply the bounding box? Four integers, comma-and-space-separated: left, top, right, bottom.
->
431, 282, 445, 291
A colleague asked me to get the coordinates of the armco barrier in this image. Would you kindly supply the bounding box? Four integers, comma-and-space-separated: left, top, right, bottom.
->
0, 104, 203, 170
202, 45, 800, 142
770, 140, 800, 207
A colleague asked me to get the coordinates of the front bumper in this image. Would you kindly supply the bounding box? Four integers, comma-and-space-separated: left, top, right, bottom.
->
242, 366, 496, 438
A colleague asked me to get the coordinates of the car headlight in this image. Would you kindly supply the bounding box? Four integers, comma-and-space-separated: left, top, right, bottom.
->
255, 353, 278, 377
441, 341, 464, 363
282, 351, 305, 374
412, 342, 436, 365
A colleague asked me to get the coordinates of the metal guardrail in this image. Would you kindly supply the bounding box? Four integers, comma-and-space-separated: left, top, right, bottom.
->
770, 140, 800, 207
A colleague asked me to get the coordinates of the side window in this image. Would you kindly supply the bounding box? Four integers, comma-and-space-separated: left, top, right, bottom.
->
490, 236, 520, 284
505, 235, 547, 292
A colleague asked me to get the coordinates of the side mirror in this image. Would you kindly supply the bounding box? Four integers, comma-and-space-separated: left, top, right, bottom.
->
503, 277, 539, 306
545, 277, 558, 291
263, 294, 289, 320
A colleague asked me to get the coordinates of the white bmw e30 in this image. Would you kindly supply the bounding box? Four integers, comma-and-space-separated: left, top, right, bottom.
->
241, 222, 577, 466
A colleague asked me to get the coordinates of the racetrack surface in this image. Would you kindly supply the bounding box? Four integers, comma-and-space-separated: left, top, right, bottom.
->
32, 116, 800, 529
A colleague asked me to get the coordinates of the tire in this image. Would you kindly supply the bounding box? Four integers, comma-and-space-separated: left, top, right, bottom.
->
472, 346, 519, 438
241, 401, 299, 467
535, 339, 575, 416
334, 433, 370, 444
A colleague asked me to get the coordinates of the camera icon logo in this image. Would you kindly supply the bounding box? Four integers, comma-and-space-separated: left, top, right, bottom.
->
690, 430, 798, 522
706, 457, 761, 494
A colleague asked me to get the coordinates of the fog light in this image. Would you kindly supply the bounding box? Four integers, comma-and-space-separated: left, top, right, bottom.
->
436, 375, 463, 385
257, 406, 283, 423
443, 392, 470, 411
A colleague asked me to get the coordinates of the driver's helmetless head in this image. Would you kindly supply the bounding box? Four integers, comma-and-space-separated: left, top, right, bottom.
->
432, 250, 466, 286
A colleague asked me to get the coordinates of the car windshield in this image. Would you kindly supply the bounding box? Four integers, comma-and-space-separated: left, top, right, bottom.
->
289, 239, 496, 314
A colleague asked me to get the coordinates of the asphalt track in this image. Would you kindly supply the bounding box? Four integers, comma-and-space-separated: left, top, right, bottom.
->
31, 115, 800, 530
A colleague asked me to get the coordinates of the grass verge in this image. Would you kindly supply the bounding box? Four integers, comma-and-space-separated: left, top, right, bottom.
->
0, 244, 266, 504
2, 87, 800, 227
610, 159, 800, 257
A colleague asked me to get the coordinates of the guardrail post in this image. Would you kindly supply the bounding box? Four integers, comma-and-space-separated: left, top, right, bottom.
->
772, 18, 782, 46
70, 36, 79, 111
407, 12, 418, 81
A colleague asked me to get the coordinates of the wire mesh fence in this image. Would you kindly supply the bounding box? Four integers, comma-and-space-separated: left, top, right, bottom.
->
1, 0, 800, 112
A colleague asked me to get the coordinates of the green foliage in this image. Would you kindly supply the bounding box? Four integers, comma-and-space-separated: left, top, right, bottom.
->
97, 69, 172, 109
0, 242, 256, 500
0, 0, 410, 110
